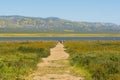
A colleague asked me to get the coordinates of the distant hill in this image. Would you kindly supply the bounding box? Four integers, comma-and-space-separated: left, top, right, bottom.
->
0, 15, 120, 33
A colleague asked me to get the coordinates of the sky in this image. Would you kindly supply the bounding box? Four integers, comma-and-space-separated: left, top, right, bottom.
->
0, 0, 120, 24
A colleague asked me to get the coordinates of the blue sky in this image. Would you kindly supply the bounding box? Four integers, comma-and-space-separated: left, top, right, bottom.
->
0, 0, 120, 24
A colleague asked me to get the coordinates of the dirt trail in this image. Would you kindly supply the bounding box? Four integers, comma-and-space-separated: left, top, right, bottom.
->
26, 42, 83, 80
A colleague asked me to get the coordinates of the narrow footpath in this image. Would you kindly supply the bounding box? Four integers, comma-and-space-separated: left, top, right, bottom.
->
26, 42, 83, 80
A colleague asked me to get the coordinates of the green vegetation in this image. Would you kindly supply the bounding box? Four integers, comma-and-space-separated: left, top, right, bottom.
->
0, 40, 120, 80
0, 41, 56, 80
64, 41, 120, 80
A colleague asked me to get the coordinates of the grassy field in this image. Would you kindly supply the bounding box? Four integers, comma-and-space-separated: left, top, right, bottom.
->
0, 41, 56, 80
0, 40, 120, 80
64, 41, 120, 80
0, 33, 120, 37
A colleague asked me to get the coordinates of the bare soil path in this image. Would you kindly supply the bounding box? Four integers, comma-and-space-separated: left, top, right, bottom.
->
26, 42, 83, 80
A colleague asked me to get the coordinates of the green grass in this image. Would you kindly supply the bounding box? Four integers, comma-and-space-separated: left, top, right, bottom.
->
64, 41, 120, 80
0, 41, 56, 80
0, 33, 120, 37
0, 40, 120, 80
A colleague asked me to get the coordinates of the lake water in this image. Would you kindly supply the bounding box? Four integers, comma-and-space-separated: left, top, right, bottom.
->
0, 37, 120, 41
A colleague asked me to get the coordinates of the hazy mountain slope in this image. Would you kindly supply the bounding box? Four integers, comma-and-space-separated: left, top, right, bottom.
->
0, 15, 120, 33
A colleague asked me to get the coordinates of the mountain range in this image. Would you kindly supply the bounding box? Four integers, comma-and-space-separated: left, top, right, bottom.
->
0, 15, 120, 33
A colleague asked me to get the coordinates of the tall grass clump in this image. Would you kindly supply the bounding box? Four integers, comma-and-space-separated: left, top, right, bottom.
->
0, 41, 56, 80
64, 41, 120, 80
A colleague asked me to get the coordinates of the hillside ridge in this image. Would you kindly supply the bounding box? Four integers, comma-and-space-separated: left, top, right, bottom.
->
0, 15, 120, 33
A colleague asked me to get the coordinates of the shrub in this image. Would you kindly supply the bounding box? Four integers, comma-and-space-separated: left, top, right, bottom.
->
64, 41, 120, 80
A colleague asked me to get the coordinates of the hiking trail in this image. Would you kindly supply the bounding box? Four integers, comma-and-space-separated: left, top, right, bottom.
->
26, 42, 83, 80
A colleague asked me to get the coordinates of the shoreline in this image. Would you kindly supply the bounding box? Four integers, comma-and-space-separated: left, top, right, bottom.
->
0, 33, 120, 37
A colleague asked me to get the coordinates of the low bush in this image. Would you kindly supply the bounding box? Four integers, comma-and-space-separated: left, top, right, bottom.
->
64, 41, 120, 80
0, 41, 56, 79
